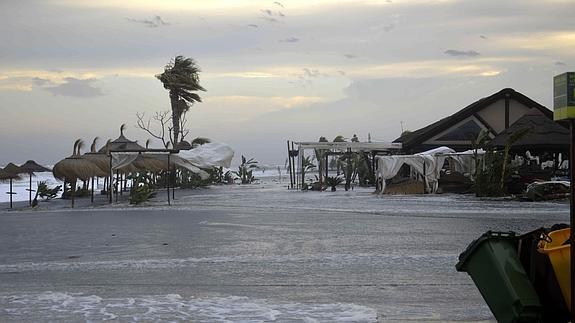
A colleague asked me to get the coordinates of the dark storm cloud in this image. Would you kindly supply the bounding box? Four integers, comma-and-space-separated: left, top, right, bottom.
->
45, 78, 104, 98
444, 50, 480, 57
126, 16, 170, 28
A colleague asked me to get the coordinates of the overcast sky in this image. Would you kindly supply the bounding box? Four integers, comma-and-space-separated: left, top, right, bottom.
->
0, 0, 573, 165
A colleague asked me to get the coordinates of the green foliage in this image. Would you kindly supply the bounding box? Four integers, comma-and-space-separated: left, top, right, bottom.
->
473, 128, 530, 197
325, 176, 344, 191
233, 155, 259, 184
300, 156, 316, 190
129, 172, 156, 204
179, 169, 212, 188
36, 181, 61, 200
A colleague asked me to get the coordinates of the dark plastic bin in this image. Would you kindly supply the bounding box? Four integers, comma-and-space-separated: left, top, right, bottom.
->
456, 231, 542, 323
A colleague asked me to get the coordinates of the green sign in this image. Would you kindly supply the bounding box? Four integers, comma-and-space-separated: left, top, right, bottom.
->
554, 72, 575, 120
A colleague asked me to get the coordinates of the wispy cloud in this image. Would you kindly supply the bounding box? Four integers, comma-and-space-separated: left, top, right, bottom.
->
274, 1, 284, 8
247, 24, 259, 28
45, 78, 104, 98
444, 49, 480, 57
126, 15, 170, 28
344, 54, 357, 59
555, 61, 566, 66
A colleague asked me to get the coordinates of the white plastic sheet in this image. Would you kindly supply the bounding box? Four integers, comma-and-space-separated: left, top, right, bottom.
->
376, 146, 456, 193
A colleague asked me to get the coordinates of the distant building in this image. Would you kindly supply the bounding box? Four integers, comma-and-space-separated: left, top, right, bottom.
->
394, 88, 555, 153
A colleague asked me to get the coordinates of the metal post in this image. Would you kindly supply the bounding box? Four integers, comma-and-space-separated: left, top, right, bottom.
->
570, 120, 575, 317
172, 162, 175, 200
291, 142, 297, 189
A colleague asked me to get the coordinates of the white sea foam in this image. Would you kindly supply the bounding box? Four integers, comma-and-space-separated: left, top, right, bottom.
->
0, 291, 378, 322
0, 253, 457, 273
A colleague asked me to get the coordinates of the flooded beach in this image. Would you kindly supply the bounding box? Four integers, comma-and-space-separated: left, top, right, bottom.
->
0, 182, 569, 322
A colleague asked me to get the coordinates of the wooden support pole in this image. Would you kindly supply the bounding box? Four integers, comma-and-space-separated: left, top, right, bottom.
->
167, 154, 171, 205
91, 177, 94, 204
570, 120, 575, 318
423, 157, 427, 194
172, 163, 175, 200
115, 171, 119, 203
325, 153, 329, 180
109, 155, 113, 203
9, 178, 13, 209
287, 141, 293, 189
29, 173, 32, 206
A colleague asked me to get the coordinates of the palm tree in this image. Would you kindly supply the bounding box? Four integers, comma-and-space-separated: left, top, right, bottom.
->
156, 55, 206, 145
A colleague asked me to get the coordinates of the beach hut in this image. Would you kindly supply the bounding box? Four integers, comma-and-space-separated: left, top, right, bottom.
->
19, 160, 51, 206
0, 165, 22, 209
53, 140, 107, 207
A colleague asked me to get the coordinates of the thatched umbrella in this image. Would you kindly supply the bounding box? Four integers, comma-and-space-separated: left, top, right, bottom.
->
53, 140, 107, 207
82, 137, 111, 203
19, 160, 51, 206
0, 165, 22, 209
106, 125, 146, 200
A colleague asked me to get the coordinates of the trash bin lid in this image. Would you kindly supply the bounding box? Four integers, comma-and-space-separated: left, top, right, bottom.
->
455, 231, 517, 272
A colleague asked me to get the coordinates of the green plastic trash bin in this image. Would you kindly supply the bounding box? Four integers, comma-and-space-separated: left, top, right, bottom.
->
456, 231, 542, 323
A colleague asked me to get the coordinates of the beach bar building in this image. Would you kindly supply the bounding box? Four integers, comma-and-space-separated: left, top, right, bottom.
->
394, 88, 555, 153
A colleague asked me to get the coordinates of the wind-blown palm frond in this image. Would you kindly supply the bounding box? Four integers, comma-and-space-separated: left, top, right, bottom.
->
156, 55, 206, 145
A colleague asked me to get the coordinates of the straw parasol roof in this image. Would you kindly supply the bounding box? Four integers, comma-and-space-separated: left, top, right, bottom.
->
0, 167, 21, 182
133, 154, 171, 172
19, 160, 51, 174
107, 124, 146, 152
3, 162, 23, 176
83, 137, 111, 175
53, 139, 107, 181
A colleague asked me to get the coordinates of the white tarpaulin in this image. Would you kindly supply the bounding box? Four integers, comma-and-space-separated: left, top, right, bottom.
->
174, 142, 234, 179
111, 142, 235, 180
377, 146, 456, 193
111, 153, 139, 171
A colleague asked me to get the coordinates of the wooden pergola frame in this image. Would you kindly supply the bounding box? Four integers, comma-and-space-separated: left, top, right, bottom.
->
286, 141, 403, 190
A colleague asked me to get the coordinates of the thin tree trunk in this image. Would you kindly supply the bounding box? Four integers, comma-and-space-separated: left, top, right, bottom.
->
170, 93, 181, 146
